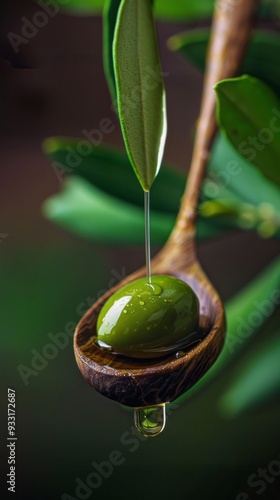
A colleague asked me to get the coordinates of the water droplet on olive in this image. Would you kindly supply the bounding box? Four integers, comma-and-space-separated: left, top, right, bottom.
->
96, 275, 199, 358
175, 351, 185, 359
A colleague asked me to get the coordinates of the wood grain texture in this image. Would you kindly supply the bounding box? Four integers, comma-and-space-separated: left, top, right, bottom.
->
74, 0, 257, 408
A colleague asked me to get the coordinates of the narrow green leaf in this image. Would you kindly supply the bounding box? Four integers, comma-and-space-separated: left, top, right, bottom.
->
260, 0, 280, 19
158, 0, 280, 20
40, 0, 213, 20
42, 177, 174, 244
201, 133, 280, 238
168, 30, 280, 96
43, 138, 227, 243
214, 75, 280, 188
223, 259, 280, 364
41, 0, 106, 14
154, 0, 213, 21
200, 199, 280, 238
177, 256, 280, 403
103, 0, 122, 103
242, 31, 280, 96
38, 0, 278, 21
43, 137, 185, 214
206, 134, 280, 213
219, 333, 280, 416
103, 0, 154, 104
43, 176, 225, 245
167, 29, 208, 72
113, 0, 167, 191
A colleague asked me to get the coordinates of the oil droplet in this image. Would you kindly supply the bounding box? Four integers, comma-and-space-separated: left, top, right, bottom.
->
139, 301, 145, 306
95, 339, 113, 352
145, 282, 163, 296
134, 404, 166, 437
123, 309, 127, 314
175, 351, 185, 359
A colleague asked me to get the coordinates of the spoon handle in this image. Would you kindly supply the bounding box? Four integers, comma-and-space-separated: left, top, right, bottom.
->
172, 0, 258, 243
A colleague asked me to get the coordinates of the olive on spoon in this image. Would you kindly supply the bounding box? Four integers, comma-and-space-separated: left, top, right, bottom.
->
96, 274, 200, 359
74, 0, 258, 436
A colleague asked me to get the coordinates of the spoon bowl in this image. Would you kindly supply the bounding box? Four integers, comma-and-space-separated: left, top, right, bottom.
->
74, 237, 225, 407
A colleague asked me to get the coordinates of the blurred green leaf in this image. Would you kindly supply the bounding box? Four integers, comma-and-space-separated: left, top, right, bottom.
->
219, 333, 280, 416
214, 75, 280, 188
43, 176, 171, 244
43, 137, 185, 214
201, 133, 280, 238
43, 0, 105, 14
42, 0, 213, 20
168, 29, 208, 72
241, 31, 280, 97
178, 256, 280, 403
260, 0, 280, 18
38, 0, 280, 20
205, 134, 280, 212
103, 0, 122, 103
113, 0, 167, 191
153, 0, 213, 20
223, 259, 280, 365
200, 199, 280, 238
168, 30, 280, 96
1, 246, 106, 349
42, 176, 224, 245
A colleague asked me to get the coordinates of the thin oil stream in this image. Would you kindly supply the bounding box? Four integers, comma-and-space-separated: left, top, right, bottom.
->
133, 191, 166, 437
144, 191, 152, 284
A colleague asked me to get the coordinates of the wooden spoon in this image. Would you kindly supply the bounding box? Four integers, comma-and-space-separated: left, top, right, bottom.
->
74, 0, 258, 411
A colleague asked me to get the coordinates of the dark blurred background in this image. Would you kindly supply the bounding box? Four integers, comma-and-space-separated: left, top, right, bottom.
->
1, 1, 280, 499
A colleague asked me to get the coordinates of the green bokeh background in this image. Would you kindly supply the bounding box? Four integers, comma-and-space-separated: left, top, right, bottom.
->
1, 1, 280, 499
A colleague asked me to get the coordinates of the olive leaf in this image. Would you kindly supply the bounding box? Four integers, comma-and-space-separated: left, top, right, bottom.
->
261, 0, 280, 18
103, 0, 122, 104
153, 0, 213, 21
168, 29, 208, 72
42, 137, 227, 244
42, 176, 173, 244
43, 137, 185, 214
103, 0, 154, 104
206, 134, 280, 212
113, 0, 167, 191
201, 134, 280, 237
40, 0, 214, 20
200, 199, 280, 238
37, 0, 279, 20
41, 0, 106, 14
214, 75, 280, 188
177, 256, 280, 403
168, 30, 280, 96
219, 332, 280, 416
42, 176, 225, 245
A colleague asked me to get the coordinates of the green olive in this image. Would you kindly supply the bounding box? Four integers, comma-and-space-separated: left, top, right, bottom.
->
96, 275, 199, 358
